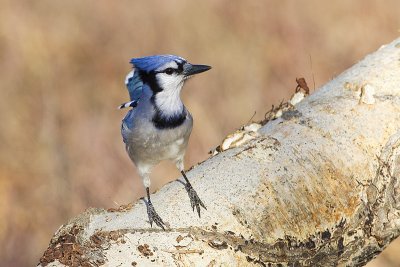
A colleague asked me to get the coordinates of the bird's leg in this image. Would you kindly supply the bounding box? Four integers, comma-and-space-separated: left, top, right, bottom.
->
181, 170, 207, 217
145, 187, 166, 230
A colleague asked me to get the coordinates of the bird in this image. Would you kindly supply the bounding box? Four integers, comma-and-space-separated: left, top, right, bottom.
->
119, 54, 211, 229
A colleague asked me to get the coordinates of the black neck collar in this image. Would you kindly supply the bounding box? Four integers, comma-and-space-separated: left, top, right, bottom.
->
151, 101, 187, 129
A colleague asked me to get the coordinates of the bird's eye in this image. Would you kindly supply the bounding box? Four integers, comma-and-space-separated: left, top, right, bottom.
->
165, 68, 174, 75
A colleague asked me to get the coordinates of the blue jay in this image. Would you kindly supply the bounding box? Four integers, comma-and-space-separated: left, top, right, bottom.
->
119, 55, 211, 229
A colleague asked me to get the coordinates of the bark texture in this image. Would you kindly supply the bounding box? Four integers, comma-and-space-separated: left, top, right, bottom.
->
39, 38, 400, 267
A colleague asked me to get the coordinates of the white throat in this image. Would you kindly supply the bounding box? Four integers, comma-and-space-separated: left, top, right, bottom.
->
153, 81, 184, 116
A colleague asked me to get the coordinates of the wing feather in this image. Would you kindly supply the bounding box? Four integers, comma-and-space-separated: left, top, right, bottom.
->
119, 69, 143, 109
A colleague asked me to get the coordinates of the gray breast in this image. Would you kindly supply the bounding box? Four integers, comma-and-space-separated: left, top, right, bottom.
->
122, 109, 193, 166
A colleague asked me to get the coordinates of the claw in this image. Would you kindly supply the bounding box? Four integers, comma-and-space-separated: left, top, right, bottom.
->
143, 188, 166, 230
147, 201, 166, 230
185, 182, 207, 218
180, 171, 207, 217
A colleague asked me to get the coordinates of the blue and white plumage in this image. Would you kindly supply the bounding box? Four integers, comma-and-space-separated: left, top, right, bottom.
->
119, 54, 211, 229
118, 69, 142, 109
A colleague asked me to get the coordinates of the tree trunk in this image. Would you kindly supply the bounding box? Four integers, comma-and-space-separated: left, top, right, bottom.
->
39, 38, 400, 267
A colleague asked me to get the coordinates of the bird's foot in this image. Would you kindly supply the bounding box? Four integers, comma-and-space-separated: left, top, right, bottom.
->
184, 182, 207, 217
146, 201, 166, 230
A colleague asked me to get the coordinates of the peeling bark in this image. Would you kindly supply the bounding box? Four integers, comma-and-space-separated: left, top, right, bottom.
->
39, 38, 400, 267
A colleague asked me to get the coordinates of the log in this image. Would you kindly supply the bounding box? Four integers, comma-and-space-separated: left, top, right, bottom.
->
39, 38, 400, 267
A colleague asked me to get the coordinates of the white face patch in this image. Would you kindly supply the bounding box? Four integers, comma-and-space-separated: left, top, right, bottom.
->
156, 72, 184, 90
153, 61, 187, 117
154, 74, 185, 116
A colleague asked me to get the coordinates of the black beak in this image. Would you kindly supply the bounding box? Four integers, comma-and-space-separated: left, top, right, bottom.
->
183, 63, 212, 77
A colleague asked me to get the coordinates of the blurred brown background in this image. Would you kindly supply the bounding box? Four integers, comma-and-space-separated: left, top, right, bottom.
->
0, 0, 399, 266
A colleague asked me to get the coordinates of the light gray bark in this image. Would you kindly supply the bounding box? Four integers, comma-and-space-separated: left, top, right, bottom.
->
39, 38, 400, 267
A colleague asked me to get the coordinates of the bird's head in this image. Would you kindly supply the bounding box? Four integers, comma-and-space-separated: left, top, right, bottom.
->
131, 55, 211, 95
130, 55, 211, 117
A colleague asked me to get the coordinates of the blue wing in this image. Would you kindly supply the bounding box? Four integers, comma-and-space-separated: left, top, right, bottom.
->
121, 109, 134, 143
118, 69, 143, 109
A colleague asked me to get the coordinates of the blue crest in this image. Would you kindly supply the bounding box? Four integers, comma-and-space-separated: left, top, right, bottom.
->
130, 55, 186, 72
